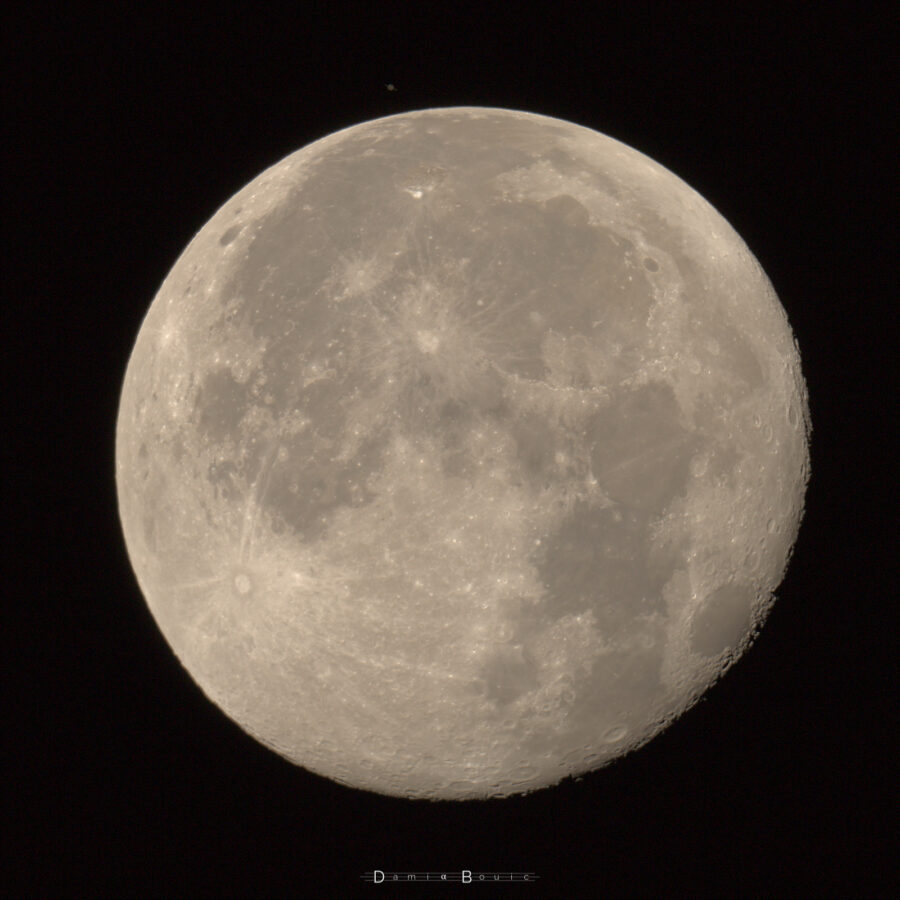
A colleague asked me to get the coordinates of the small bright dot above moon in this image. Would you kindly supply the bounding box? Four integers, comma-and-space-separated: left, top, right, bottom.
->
116, 107, 810, 800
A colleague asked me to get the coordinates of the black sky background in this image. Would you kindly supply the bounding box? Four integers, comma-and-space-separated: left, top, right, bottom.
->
6, 4, 894, 897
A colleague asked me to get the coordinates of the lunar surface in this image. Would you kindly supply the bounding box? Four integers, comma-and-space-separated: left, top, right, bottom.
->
116, 107, 810, 800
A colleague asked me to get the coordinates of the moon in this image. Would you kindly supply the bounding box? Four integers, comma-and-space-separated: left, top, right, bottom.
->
116, 107, 810, 800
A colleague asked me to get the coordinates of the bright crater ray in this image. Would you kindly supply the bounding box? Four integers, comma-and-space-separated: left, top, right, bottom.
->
116, 107, 810, 800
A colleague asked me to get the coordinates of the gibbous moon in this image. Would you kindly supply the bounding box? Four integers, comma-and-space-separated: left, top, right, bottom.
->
116, 107, 810, 800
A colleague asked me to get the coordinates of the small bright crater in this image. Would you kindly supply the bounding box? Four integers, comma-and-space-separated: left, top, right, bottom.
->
234, 573, 251, 595
416, 330, 440, 353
